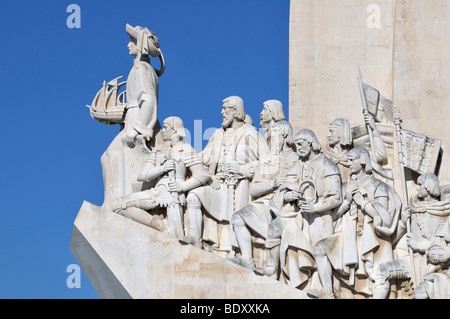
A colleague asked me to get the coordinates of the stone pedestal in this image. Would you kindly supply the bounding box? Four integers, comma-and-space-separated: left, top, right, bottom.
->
289, 0, 449, 184
70, 201, 307, 299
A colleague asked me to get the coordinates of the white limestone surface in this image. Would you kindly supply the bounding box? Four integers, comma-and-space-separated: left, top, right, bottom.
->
70, 201, 308, 299
289, 0, 449, 184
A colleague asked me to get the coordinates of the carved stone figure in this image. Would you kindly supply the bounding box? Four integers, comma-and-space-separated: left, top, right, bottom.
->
181, 96, 269, 256
373, 173, 450, 299
230, 120, 298, 269
73, 4, 450, 299
315, 147, 402, 298
264, 129, 342, 292
111, 117, 211, 237
259, 99, 286, 143
413, 217, 449, 299
100, 24, 165, 211
323, 116, 392, 182
124, 23, 165, 148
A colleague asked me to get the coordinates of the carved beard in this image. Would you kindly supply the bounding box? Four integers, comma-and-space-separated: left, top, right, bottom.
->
222, 116, 233, 129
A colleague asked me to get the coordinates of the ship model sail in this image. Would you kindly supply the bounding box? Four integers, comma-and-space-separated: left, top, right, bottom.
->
87, 76, 127, 125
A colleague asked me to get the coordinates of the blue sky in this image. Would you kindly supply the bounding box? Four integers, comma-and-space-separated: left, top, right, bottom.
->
0, 1, 289, 298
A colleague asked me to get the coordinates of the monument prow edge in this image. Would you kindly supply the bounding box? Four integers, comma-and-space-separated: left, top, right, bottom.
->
70, 201, 308, 299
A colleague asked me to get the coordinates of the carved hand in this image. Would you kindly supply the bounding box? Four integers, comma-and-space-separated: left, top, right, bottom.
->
168, 181, 183, 193
406, 233, 426, 252
345, 189, 354, 202
345, 183, 359, 202
353, 193, 366, 208
142, 134, 152, 142
227, 162, 242, 175
299, 201, 317, 214
161, 160, 175, 173
285, 190, 301, 202
401, 205, 411, 224
364, 113, 376, 130
126, 129, 139, 148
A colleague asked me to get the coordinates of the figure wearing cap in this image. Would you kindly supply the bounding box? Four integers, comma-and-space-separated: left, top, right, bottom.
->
124, 24, 166, 148
323, 117, 391, 182
99, 24, 166, 211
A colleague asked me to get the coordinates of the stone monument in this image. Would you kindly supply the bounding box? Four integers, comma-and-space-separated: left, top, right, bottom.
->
287, 0, 449, 298
71, 1, 449, 299
289, 0, 449, 188
71, 23, 307, 299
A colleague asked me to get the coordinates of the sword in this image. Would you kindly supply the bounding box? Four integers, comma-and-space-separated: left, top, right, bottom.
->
224, 174, 239, 221
164, 141, 184, 238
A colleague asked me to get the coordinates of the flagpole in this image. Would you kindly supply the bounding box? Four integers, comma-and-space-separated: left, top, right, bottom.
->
356, 65, 377, 158
394, 107, 417, 288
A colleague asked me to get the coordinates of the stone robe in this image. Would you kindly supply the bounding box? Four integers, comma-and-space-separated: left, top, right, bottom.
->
395, 196, 450, 288
237, 148, 299, 239
189, 123, 269, 251
125, 59, 159, 138
419, 217, 449, 299
279, 152, 342, 288
101, 60, 162, 211
319, 174, 402, 296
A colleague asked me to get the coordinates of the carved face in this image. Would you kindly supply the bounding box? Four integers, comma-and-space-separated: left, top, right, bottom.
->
221, 101, 236, 128
260, 104, 272, 131
348, 156, 363, 175
417, 182, 429, 199
162, 122, 176, 142
295, 138, 312, 159
128, 38, 139, 56
328, 125, 341, 147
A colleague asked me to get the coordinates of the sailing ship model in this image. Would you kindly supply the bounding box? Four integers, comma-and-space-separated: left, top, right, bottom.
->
87, 76, 127, 125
